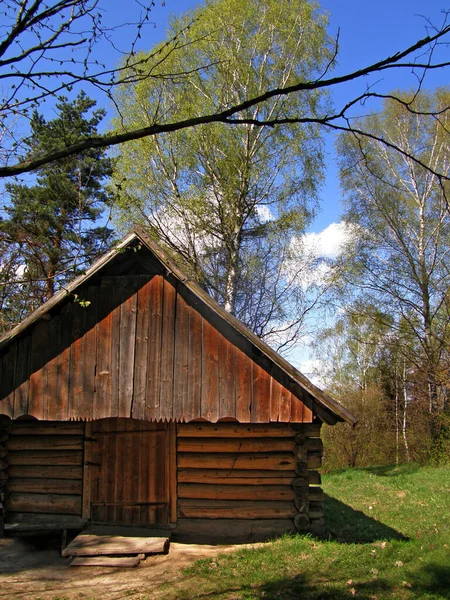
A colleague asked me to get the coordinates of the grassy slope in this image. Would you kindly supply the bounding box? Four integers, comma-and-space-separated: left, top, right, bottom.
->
162, 464, 450, 600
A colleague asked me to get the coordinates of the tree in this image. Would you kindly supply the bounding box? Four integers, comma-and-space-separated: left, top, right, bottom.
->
112, 0, 331, 349
0, 1, 450, 178
337, 88, 450, 447
0, 93, 114, 324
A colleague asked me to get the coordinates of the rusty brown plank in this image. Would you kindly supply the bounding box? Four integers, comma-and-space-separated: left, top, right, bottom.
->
118, 277, 138, 418
13, 334, 31, 418
133, 276, 151, 420
173, 286, 189, 421
159, 278, 176, 421
236, 349, 252, 423
145, 275, 164, 420
201, 319, 219, 422
186, 305, 202, 422
218, 333, 236, 420
29, 320, 49, 420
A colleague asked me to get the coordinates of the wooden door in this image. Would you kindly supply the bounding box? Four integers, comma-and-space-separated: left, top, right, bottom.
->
88, 418, 170, 526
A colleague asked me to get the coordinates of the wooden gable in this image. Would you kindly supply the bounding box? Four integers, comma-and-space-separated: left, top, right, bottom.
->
0, 245, 314, 423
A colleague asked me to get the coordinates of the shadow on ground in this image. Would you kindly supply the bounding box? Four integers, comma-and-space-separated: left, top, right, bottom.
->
323, 494, 408, 543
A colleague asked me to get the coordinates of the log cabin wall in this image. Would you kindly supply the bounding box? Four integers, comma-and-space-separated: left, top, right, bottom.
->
175, 422, 324, 541
4, 421, 84, 525
0, 273, 314, 424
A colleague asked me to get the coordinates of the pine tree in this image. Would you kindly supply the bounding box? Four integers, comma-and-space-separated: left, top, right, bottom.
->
0, 93, 114, 326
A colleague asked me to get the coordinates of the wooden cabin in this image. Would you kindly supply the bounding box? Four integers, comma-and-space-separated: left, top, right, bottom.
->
0, 229, 356, 542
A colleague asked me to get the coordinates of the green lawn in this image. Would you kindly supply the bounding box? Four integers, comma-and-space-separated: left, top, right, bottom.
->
162, 464, 450, 599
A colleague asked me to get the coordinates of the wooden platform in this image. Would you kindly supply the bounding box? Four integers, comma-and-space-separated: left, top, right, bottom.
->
62, 525, 171, 566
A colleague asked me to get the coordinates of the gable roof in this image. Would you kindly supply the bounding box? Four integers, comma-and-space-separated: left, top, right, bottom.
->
0, 228, 356, 425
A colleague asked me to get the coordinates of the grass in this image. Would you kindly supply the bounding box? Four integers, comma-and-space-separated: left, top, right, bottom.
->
161, 464, 450, 599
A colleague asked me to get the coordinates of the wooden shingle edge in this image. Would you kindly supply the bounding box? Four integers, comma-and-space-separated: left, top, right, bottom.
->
0, 228, 357, 425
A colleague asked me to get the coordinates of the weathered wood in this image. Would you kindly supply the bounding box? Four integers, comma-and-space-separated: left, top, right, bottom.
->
7, 435, 83, 451
293, 512, 310, 531
80, 286, 98, 421
168, 422, 177, 524
293, 496, 309, 513
132, 276, 151, 421
145, 275, 163, 417
13, 335, 31, 418
201, 318, 219, 421
178, 483, 295, 501
307, 454, 322, 469
177, 438, 295, 453
7, 450, 83, 466
178, 499, 297, 519
0, 446, 6, 459
159, 278, 176, 420
306, 438, 323, 452
251, 361, 271, 423
62, 530, 169, 557
307, 470, 322, 485
292, 477, 309, 495
308, 487, 324, 501
186, 305, 202, 422
7, 465, 83, 480
0, 458, 8, 470
174, 286, 189, 420
218, 333, 236, 419
177, 453, 296, 471
174, 518, 295, 542
9, 422, 84, 436
4, 513, 87, 529
70, 555, 144, 568
236, 349, 252, 422
178, 423, 298, 438
82, 421, 92, 520
8, 478, 82, 494
7, 492, 82, 515
177, 468, 296, 485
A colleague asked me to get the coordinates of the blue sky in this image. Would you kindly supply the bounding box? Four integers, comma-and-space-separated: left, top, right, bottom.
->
99, 0, 449, 233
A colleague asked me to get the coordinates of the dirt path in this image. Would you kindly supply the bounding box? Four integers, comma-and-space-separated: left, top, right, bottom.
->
0, 535, 241, 600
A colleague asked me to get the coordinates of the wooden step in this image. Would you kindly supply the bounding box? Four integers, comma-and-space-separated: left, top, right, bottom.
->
70, 554, 145, 568
62, 526, 170, 557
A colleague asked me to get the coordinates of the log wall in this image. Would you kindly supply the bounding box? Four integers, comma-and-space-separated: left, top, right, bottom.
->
4, 421, 84, 525
175, 422, 324, 541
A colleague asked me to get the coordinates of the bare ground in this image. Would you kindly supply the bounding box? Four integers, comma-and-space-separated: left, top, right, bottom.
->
0, 534, 242, 600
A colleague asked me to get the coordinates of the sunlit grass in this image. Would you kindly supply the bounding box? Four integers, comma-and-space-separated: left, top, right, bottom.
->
159, 464, 450, 599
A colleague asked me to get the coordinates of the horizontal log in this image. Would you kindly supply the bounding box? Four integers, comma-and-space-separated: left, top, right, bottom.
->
307, 470, 321, 485
178, 484, 296, 501
7, 465, 83, 480
5, 512, 87, 529
0, 446, 7, 458
10, 423, 85, 436
177, 438, 295, 453
174, 518, 295, 542
7, 451, 83, 466
0, 470, 8, 482
0, 432, 9, 444
178, 453, 296, 471
293, 512, 310, 531
306, 438, 323, 452
292, 477, 309, 495
309, 508, 324, 519
294, 497, 309, 513
6, 492, 82, 515
308, 487, 324, 501
178, 499, 296, 519
307, 455, 322, 469
295, 462, 308, 477
178, 423, 297, 438
295, 446, 307, 461
178, 469, 295, 486
8, 478, 82, 495
291, 423, 321, 436
295, 433, 306, 445
0, 458, 8, 470
7, 435, 84, 451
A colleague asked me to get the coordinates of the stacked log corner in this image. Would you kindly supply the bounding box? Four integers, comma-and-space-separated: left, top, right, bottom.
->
294, 422, 325, 536
175, 421, 325, 542
0, 417, 11, 535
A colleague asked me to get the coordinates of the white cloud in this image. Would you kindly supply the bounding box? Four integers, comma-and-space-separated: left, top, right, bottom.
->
255, 205, 274, 223
302, 221, 351, 259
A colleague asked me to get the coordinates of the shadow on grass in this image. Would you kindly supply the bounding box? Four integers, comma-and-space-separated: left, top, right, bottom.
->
413, 563, 450, 599
365, 464, 421, 477
324, 494, 408, 543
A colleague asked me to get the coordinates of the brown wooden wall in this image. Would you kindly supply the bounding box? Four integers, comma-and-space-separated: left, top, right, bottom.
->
0, 274, 313, 423
4, 421, 84, 523
175, 422, 324, 541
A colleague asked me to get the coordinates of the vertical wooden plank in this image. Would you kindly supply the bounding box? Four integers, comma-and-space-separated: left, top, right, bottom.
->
168, 422, 177, 523
138, 424, 151, 525
0, 343, 16, 418
173, 287, 189, 421
82, 421, 92, 519
155, 424, 167, 523
55, 302, 72, 421
46, 315, 60, 421
69, 294, 86, 420
133, 277, 151, 420
159, 278, 176, 421
146, 275, 163, 420
13, 334, 31, 418
81, 286, 98, 421
29, 321, 48, 420
118, 277, 138, 418
290, 385, 305, 423
201, 319, 219, 422
110, 285, 122, 418
302, 392, 313, 423
218, 334, 236, 419
251, 360, 271, 423
236, 348, 252, 422
186, 306, 202, 422
270, 374, 282, 423
279, 373, 292, 422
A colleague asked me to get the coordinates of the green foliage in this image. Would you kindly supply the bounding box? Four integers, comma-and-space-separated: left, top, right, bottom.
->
0, 93, 114, 329
112, 0, 332, 347
153, 464, 450, 600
